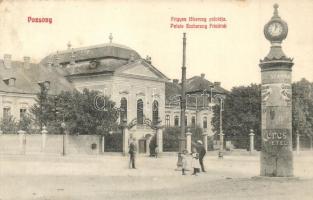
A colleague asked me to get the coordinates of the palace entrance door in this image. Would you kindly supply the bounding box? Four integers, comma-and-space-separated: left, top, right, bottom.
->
138, 139, 146, 153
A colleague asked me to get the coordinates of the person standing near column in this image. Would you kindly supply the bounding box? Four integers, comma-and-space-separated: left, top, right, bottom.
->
128, 139, 137, 169
197, 140, 206, 172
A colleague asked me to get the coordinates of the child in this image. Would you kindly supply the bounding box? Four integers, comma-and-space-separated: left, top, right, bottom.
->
191, 147, 201, 176
181, 150, 188, 175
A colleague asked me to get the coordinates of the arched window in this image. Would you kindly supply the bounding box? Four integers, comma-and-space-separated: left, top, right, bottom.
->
137, 99, 144, 124
174, 116, 179, 127
203, 116, 208, 129
152, 100, 159, 125
185, 116, 188, 127
165, 115, 170, 127
120, 97, 127, 124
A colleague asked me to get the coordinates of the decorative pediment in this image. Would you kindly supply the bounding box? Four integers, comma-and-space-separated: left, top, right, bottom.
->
122, 64, 159, 78
115, 60, 169, 81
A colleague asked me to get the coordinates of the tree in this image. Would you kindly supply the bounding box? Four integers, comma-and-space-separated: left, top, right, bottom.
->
31, 89, 119, 135
211, 84, 262, 150
292, 78, 313, 148
212, 79, 313, 150
0, 115, 18, 134
18, 113, 33, 132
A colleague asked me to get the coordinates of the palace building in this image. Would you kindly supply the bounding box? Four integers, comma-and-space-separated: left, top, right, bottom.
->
0, 37, 227, 153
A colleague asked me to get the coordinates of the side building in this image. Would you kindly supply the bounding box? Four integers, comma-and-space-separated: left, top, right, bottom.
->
165, 73, 228, 137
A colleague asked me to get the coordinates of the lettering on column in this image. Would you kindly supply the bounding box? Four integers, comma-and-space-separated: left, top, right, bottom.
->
263, 129, 290, 146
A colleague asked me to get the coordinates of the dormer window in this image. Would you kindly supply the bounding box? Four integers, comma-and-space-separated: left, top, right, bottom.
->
3, 78, 16, 86
38, 81, 50, 91
89, 60, 99, 69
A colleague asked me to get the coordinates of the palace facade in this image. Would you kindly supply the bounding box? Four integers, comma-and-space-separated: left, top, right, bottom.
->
0, 39, 227, 153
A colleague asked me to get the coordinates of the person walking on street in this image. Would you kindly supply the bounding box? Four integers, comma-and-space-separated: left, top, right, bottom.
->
129, 139, 137, 169
197, 140, 206, 172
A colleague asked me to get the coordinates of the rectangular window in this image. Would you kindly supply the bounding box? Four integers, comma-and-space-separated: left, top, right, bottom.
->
20, 108, 27, 119
165, 115, 170, 127
3, 107, 11, 119
174, 116, 179, 127
203, 117, 208, 129
191, 116, 196, 127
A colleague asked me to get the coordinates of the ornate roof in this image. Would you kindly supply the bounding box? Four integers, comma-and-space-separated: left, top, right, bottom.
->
40, 43, 141, 66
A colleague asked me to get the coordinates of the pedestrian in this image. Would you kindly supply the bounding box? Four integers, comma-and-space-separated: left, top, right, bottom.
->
181, 149, 188, 175
154, 145, 159, 158
128, 139, 137, 169
191, 147, 200, 176
197, 140, 206, 172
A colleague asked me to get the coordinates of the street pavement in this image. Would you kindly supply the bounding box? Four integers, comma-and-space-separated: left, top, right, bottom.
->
0, 152, 313, 200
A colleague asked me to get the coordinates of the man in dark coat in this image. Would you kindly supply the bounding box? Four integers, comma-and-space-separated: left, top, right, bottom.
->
129, 140, 137, 169
197, 140, 206, 172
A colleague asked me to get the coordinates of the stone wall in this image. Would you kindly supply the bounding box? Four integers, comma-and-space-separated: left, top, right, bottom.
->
0, 134, 101, 155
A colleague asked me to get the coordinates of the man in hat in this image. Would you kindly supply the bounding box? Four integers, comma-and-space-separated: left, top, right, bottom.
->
197, 140, 206, 172
128, 139, 137, 169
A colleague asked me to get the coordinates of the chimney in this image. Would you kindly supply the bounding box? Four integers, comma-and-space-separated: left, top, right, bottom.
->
173, 79, 179, 84
23, 56, 30, 69
214, 81, 221, 87
128, 53, 135, 63
70, 50, 76, 65
145, 55, 152, 64
201, 73, 205, 79
4, 54, 12, 68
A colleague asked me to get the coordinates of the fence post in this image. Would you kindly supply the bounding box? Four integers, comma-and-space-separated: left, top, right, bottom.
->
18, 130, 26, 155
156, 119, 163, 153
101, 135, 105, 153
121, 118, 129, 156
186, 130, 192, 154
296, 133, 300, 155
41, 126, 48, 152
249, 129, 255, 154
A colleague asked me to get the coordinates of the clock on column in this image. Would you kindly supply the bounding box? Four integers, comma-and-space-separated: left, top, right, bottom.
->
264, 4, 288, 43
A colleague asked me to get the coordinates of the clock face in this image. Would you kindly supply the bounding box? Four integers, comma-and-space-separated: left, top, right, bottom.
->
268, 22, 283, 37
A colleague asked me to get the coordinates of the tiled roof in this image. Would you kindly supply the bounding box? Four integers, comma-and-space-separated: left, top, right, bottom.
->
0, 60, 74, 95
165, 76, 228, 107
186, 76, 228, 94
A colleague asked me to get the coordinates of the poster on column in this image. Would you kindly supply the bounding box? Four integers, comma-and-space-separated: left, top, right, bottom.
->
0, 0, 312, 199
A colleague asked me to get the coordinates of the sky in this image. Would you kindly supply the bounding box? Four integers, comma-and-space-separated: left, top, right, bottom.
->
0, 0, 312, 90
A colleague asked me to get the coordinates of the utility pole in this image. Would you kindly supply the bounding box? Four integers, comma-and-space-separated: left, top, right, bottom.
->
179, 32, 187, 153
177, 33, 187, 169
